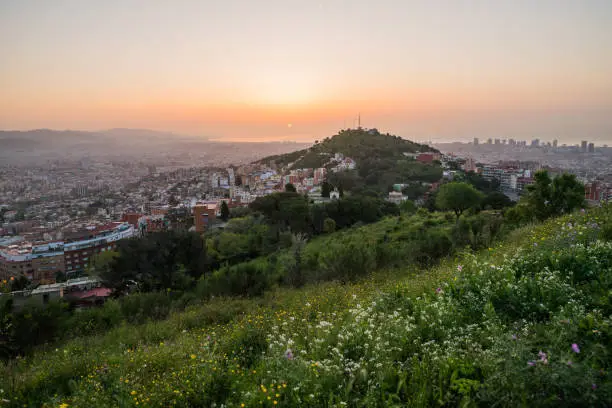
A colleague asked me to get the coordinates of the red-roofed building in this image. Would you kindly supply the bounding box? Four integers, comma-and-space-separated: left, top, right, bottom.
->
417, 152, 441, 163
121, 213, 143, 228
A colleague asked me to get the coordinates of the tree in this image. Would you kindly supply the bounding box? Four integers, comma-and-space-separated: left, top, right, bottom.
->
99, 231, 207, 292
550, 173, 585, 215
220, 201, 230, 221
525, 171, 554, 221
482, 192, 514, 210
9, 275, 30, 291
321, 182, 332, 198
436, 182, 484, 221
522, 171, 585, 221
168, 194, 179, 207
249, 192, 312, 235
286, 233, 308, 287
54, 271, 67, 283
464, 171, 500, 194
323, 217, 336, 233
399, 200, 417, 214
230, 206, 251, 218
285, 183, 297, 193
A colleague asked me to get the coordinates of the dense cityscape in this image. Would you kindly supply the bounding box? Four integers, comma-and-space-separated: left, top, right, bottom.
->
1, 127, 610, 297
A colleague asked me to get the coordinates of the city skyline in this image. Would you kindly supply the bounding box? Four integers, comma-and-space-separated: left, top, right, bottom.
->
1, 0, 612, 143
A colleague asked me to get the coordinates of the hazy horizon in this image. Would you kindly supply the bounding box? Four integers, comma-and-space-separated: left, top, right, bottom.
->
1, 0, 612, 144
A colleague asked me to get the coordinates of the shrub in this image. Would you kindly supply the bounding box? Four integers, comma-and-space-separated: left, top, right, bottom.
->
197, 258, 274, 298
317, 234, 377, 282
119, 292, 173, 324
65, 300, 123, 338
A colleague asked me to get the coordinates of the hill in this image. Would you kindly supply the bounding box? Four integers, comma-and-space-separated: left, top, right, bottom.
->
2, 205, 611, 406
259, 128, 443, 193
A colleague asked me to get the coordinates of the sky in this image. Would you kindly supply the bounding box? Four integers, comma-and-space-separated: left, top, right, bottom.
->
1, 0, 612, 143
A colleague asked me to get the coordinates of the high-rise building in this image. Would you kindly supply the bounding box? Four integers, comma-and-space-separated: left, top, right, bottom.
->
588, 142, 595, 153
473, 137, 479, 145
531, 139, 540, 147
581, 140, 588, 152
487, 138, 493, 144
494, 138, 501, 145
552, 139, 558, 148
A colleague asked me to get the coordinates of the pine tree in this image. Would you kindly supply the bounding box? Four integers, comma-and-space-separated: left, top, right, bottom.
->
220, 201, 230, 221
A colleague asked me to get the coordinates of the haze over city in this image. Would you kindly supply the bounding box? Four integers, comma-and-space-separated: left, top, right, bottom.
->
1, 0, 612, 143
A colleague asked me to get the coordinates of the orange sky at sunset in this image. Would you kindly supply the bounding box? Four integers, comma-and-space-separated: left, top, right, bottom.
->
1, 0, 611, 143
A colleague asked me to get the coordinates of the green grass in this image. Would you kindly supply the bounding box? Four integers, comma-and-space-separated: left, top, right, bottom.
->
2, 206, 611, 407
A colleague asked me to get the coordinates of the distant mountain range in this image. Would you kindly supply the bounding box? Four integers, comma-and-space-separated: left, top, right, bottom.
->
0, 129, 309, 166
0, 128, 206, 148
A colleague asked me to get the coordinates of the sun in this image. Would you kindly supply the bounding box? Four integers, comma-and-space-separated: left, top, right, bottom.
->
287, 123, 293, 128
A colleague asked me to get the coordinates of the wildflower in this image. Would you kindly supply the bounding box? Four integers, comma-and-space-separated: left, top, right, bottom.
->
567, 361, 573, 366
284, 349, 294, 360
190, 354, 197, 359
59, 404, 69, 408
592, 384, 597, 390
538, 351, 548, 364
527, 361, 536, 366
511, 334, 517, 340
457, 264, 463, 272
131, 391, 137, 395
435, 287, 442, 294
571, 343, 580, 353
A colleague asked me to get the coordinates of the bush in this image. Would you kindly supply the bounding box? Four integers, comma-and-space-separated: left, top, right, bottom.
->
119, 292, 173, 324
65, 300, 123, 338
8, 300, 70, 355
197, 258, 274, 298
316, 234, 377, 282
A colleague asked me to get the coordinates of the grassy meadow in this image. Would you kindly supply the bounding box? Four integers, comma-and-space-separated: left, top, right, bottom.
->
1, 206, 611, 407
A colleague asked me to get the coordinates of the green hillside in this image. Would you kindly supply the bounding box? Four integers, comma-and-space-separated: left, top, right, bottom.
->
2, 206, 611, 407
259, 128, 442, 193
